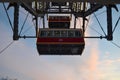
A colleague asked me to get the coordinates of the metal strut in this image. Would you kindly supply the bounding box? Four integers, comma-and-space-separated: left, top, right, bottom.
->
106, 5, 113, 41
82, 2, 86, 34
35, 16, 38, 37
13, 3, 19, 40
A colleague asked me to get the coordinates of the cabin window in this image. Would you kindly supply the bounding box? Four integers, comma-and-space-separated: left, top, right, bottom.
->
68, 31, 74, 37
75, 31, 81, 37
40, 30, 82, 38
48, 31, 53, 37
61, 31, 67, 37
40, 31, 47, 37
54, 30, 60, 37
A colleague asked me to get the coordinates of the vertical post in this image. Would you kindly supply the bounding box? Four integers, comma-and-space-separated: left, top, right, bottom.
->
107, 5, 113, 40
35, 0, 37, 11
35, 0, 38, 38
43, 16, 45, 28
82, 16, 85, 34
82, 2, 86, 34
35, 16, 38, 37
13, 3, 19, 40
74, 17, 76, 29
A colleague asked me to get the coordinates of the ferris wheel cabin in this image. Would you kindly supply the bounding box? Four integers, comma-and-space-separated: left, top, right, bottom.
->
36, 16, 85, 55
48, 16, 71, 28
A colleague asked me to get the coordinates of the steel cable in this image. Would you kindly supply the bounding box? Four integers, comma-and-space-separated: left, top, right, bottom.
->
2, 3, 13, 31
0, 41, 14, 54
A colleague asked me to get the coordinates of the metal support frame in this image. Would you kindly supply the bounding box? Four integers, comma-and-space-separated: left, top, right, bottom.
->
82, 2, 86, 34
2, 1, 117, 41
13, 3, 19, 40
1, 0, 120, 4
19, 35, 107, 39
20, 1, 103, 17
106, 5, 113, 41
84, 4, 103, 17
20, 0, 38, 16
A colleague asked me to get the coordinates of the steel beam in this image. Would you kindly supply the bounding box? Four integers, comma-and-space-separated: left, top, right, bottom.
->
84, 5, 103, 17
0, 0, 120, 4
19, 36, 107, 39
106, 5, 113, 41
84, 36, 106, 39
13, 3, 19, 40
20, 0, 38, 16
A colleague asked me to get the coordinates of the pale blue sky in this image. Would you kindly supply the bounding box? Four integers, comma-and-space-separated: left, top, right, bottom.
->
0, 3, 120, 80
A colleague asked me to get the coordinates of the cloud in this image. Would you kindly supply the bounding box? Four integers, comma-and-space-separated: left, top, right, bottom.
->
82, 42, 100, 80
88, 44, 99, 71
0, 33, 101, 80
101, 58, 120, 66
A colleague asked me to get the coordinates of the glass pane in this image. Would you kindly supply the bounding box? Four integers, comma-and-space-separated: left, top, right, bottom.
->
61, 31, 67, 37
48, 31, 53, 37
68, 31, 74, 37
75, 31, 81, 37
54, 30, 60, 37
40, 31, 47, 37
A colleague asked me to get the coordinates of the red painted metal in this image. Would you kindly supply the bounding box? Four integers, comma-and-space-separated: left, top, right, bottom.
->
37, 37, 84, 43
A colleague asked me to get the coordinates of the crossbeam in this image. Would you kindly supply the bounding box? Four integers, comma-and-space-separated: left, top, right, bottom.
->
19, 36, 107, 39
0, 0, 120, 4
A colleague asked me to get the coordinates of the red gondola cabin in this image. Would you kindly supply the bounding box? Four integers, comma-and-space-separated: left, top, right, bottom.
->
37, 29, 85, 55
36, 16, 85, 55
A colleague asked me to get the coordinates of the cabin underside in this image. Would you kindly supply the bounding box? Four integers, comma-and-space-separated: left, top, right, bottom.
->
37, 44, 85, 55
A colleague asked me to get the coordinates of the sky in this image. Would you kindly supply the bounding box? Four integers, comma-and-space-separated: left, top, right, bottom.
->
0, 3, 120, 80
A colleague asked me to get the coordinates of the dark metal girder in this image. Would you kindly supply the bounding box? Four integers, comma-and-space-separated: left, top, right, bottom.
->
20, 0, 38, 16
19, 36, 36, 38
13, 3, 19, 40
84, 36, 106, 39
0, 0, 120, 4
20, 4, 103, 17
106, 5, 113, 41
84, 5, 103, 17
19, 36, 107, 39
